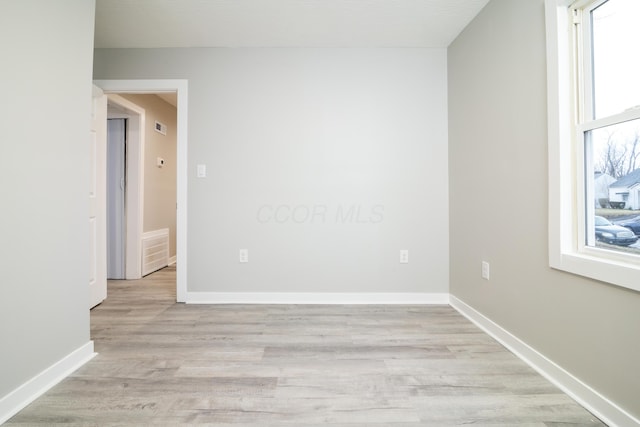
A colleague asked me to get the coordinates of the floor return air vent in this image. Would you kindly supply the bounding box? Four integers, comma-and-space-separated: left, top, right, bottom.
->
141, 228, 169, 276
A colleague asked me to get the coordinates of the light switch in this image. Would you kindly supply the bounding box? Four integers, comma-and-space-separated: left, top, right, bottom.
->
197, 164, 207, 178
482, 261, 490, 280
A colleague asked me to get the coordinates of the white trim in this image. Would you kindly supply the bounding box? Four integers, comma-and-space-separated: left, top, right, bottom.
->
450, 295, 639, 427
577, 107, 640, 133
547, 0, 574, 268
0, 342, 95, 425
94, 80, 188, 302
186, 292, 450, 305
106, 94, 145, 280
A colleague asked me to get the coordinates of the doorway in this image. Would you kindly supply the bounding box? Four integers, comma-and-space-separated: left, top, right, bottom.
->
106, 95, 145, 280
95, 79, 188, 302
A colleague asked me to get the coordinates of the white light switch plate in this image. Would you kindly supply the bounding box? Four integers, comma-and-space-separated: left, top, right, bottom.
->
482, 261, 490, 280
197, 164, 207, 178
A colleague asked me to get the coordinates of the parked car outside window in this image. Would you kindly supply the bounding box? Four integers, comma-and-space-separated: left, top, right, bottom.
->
594, 216, 639, 246
613, 215, 640, 236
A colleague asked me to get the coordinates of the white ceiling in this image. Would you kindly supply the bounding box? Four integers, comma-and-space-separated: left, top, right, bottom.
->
94, 0, 489, 49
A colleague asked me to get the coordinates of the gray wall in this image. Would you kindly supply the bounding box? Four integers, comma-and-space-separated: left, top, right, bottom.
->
94, 48, 449, 294
448, 0, 640, 419
0, 0, 95, 397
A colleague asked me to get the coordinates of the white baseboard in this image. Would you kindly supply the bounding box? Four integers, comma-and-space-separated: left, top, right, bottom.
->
0, 341, 96, 425
168, 255, 177, 266
449, 295, 639, 427
186, 292, 450, 305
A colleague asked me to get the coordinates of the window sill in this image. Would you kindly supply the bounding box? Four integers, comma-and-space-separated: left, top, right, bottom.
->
551, 250, 640, 293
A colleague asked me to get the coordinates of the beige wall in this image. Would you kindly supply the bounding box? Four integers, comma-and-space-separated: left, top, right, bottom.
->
0, 0, 95, 399
448, 0, 640, 419
121, 94, 177, 258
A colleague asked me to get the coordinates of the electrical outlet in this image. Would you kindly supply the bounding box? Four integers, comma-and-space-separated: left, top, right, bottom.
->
400, 250, 409, 264
239, 249, 248, 263
481, 261, 490, 280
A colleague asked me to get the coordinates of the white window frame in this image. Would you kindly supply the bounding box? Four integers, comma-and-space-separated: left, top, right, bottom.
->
546, 0, 640, 292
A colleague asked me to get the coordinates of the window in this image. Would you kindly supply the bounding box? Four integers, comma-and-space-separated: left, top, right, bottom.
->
546, 0, 640, 292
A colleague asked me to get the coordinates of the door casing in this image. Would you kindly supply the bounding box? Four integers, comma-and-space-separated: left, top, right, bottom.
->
89, 85, 107, 308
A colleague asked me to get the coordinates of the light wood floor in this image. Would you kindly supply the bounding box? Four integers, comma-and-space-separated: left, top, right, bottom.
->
8, 265, 605, 426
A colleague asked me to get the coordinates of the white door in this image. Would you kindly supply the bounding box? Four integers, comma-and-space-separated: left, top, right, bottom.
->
107, 118, 126, 279
89, 85, 107, 308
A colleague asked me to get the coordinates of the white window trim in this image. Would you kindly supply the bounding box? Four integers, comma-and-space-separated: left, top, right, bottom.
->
546, 0, 640, 293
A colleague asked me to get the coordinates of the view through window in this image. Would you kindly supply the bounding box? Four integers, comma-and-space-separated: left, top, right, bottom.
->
585, 0, 640, 255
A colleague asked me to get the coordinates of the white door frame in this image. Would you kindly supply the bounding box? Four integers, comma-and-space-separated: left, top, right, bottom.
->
106, 95, 145, 280
95, 79, 188, 302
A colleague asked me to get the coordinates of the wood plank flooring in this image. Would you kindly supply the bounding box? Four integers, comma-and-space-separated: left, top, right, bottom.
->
7, 266, 605, 426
